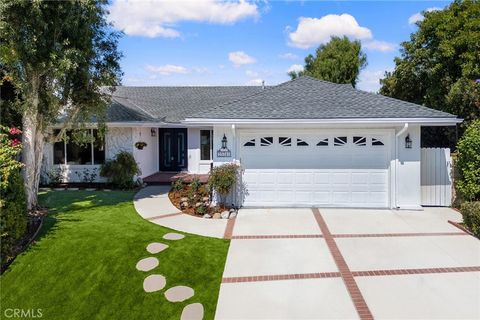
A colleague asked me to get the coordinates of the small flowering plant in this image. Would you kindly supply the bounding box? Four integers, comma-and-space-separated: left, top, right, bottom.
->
0, 125, 23, 192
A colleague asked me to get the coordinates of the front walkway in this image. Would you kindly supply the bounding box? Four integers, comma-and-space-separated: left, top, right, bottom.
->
215, 208, 480, 320
134, 186, 231, 238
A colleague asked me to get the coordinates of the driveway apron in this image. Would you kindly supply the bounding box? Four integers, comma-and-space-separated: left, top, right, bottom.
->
215, 207, 480, 320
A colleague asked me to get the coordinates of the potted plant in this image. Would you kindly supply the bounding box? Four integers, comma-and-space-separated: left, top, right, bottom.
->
134, 141, 147, 150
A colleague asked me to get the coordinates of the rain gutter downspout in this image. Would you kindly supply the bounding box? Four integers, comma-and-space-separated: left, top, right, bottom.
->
395, 123, 409, 209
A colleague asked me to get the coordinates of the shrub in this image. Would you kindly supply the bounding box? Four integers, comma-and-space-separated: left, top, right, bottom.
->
208, 163, 239, 206
0, 170, 28, 262
461, 201, 480, 237
456, 120, 480, 201
171, 178, 185, 192
0, 125, 27, 263
190, 176, 201, 194
100, 151, 140, 189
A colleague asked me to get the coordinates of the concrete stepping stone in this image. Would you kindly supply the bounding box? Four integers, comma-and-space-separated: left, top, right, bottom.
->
181, 303, 204, 320
146, 242, 169, 254
136, 257, 159, 271
163, 233, 185, 240
164, 286, 194, 302
143, 274, 166, 293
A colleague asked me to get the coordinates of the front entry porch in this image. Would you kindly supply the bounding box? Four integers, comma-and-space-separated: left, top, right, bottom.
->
143, 172, 209, 185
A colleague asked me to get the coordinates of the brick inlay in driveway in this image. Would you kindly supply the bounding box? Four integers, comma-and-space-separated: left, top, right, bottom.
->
231, 234, 323, 239
332, 232, 466, 238
352, 266, 480, 277
223, 272, 342, 283
312, 208, 374, 320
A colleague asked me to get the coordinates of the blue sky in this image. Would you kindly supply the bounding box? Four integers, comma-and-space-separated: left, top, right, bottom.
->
109, 0, 451, 92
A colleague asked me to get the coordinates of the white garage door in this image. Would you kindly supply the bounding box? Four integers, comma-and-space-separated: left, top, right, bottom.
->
239, 130, 392, 207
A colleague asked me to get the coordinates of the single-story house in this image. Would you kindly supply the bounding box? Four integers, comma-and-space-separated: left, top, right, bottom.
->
42, 76, 461, 209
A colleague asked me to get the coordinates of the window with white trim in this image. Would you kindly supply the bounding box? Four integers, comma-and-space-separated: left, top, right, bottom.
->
53, 129, 105, 165
372, 138, 384, 146
296, 138, 309, 146
334, 136, 347, 146
260, 137, 273, 146
316, 138, 329, 146
200, 130, 213, 160
353, 136, 367, 146
279, 137, 292, 146
244, 139, 255, 147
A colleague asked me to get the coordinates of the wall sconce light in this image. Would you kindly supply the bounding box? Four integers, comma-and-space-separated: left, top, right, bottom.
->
405, 134, 412, 149
221, 134, 228, 149
151, 128, 156, 137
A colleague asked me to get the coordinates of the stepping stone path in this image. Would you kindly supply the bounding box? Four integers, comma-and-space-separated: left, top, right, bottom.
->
136, 257, 159, 272
135, 235, 203, 319
143, 274, 166, 292
146, 242, 169, 254
163, 232, 185, 240
181, 303, 204, 320
165, 286, 194, 302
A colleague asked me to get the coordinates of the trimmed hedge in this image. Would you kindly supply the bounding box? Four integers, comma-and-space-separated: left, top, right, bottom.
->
456, 120, 480, 201
0, 170, 28, 263
460, 201, 480, 238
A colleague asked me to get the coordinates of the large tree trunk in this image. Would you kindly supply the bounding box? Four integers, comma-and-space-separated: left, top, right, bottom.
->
22, 76, 45, 211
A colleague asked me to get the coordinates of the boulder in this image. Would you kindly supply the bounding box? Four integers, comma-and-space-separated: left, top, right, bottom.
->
180, 197, 188, 202
195, 202, 203, 208
221, 211, 230, 219
213, 212, 221, 219
229, 211, 237, 218
203, 214, 212, 219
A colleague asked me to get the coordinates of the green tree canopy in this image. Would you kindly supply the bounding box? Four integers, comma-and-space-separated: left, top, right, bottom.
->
0, 0, 122, 209
289, 36, 367, 87
380, 0, 480, 124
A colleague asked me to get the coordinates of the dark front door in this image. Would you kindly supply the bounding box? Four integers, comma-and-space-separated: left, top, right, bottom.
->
159, 128, 188, 171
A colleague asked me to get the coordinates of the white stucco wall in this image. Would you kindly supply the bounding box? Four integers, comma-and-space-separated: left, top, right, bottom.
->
213, 125, 237, 164
132, 127, 158, 178
106, 127, 133, 159
188, 128, 213, 174
395, 124, 422, 209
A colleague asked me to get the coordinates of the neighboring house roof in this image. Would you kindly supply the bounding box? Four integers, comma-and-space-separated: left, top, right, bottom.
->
187, 76, 457, 120
107, 86, 264, 123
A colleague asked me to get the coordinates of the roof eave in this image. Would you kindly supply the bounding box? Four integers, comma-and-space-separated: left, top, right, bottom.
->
182, 117, 463, 126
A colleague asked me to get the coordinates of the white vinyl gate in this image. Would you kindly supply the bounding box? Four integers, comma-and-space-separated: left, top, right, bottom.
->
421, 148, 452, 206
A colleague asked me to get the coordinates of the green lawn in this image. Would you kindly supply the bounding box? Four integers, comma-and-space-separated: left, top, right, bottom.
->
0, 191, 230, 319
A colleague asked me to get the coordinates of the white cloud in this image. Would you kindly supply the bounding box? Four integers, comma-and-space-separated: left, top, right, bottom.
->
362, 40, 397, 52
229, 51, 256, 67
357, 69, 391, 93
288, 14, 372, 49
109, 0, 259, 38
287, 64, 304, 73
279, 53, 299, 60
408, 7, 441, 25
245, 70, 259, 77
246, 78, 264, 86
145, 64, 189, 75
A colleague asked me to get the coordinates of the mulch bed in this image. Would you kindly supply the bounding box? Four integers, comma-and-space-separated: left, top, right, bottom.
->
1, 208, 47, 274
168, 187, 227, 217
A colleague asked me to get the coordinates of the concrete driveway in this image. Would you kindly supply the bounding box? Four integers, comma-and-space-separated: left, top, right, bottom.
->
215, 208, 480, 320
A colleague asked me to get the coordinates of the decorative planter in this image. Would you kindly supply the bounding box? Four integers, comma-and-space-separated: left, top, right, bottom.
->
135, 141, 147, 150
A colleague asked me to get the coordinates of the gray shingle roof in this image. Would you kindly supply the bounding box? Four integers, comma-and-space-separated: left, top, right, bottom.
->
107, 86, 264, 123
188, 76, 457, 120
